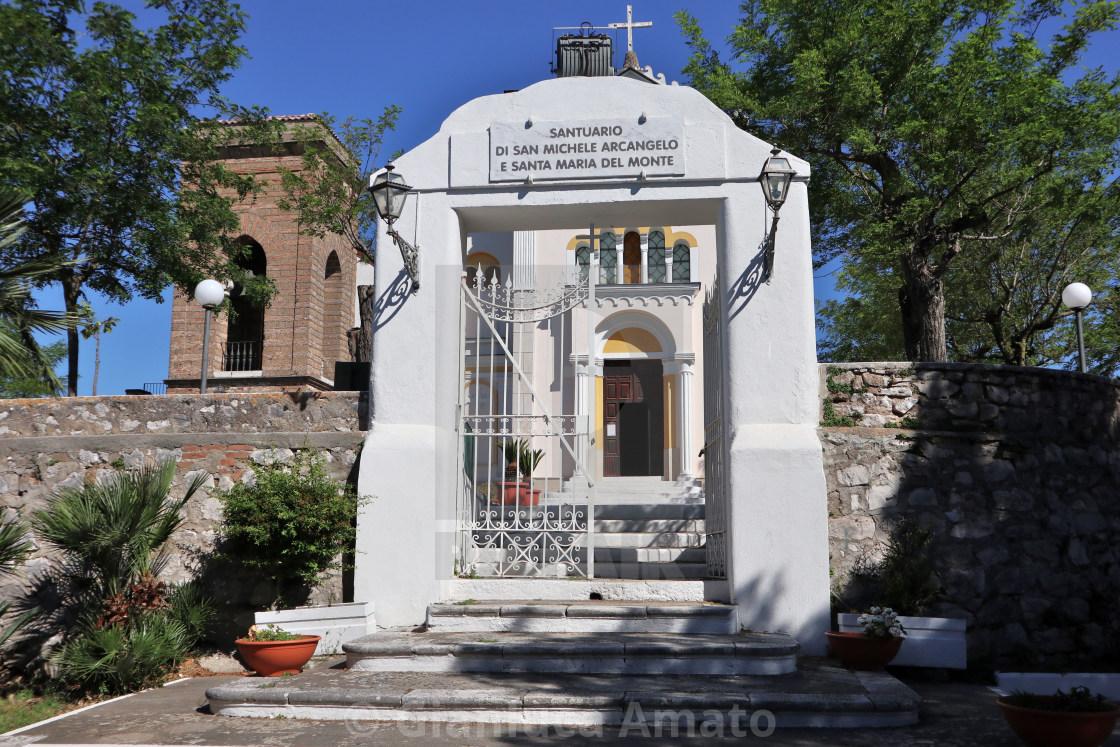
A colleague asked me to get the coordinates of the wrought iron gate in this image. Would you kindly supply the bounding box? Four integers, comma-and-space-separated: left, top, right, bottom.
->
456, 264, 596, 577
702, 280, 728, 578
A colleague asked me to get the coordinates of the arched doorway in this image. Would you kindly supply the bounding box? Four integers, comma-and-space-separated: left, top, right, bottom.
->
599, 322, 673, 477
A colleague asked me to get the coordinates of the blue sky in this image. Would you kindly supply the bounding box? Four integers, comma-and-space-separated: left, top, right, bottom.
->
32, 1, 1120, 395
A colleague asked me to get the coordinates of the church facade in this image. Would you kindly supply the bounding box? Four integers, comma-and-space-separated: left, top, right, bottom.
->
356, 72, 831, 654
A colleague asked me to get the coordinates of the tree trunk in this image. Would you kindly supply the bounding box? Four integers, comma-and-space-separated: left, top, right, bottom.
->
92, 327, 100, 396
64, 276, 81, 397
898, 259, 948, 362
347, 285, 374, 363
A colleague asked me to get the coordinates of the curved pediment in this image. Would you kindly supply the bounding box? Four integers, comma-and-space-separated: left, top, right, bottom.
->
394, 76, 808, 191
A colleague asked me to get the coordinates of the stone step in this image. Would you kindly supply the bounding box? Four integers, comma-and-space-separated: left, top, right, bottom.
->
594, 503, 705, 520
426, 600, 735, 633
594, 546, 707, 563
593, 531, 705, 548
206, 664, 921, 730
594, 518, 704, 533
448, 578, 723, 602
343, 631, 798, 675
593, 561, 708, 580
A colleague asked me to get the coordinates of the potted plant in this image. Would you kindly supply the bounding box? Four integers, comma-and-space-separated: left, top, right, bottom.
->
497, 439, 544, 506
236, 624, 321, 677
837, 517, 967, 668
997, 686, 1120, 747
826, 606, 906, 670
217, 450, 372, 655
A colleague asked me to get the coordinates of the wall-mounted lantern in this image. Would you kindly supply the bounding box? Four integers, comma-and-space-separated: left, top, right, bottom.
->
369, 164, 420, 293
759, 147, 796, 283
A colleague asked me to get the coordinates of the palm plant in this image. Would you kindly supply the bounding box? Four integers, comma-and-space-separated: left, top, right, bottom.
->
31, 461, 208, 600
0, 194, 79, 392
0, 517, 36, 650
31, 461, 213, 694
497, 439, 545, 480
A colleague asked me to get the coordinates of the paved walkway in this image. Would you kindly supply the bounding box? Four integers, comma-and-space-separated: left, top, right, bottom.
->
3, 662, 1120, 746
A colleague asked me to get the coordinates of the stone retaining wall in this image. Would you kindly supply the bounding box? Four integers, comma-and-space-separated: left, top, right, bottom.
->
822, 362, 1120, 669
0, 391, 367, 648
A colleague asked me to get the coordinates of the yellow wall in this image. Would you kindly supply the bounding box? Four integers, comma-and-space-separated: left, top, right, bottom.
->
603, 328, 662, 355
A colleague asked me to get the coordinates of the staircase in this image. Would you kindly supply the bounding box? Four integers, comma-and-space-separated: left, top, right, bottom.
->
587, 476, 708, 580
207, 601, 923, 730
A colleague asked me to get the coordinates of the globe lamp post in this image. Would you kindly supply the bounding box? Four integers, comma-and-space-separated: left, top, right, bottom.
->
194, 278, 226, 393
1061, 282, 1092, 374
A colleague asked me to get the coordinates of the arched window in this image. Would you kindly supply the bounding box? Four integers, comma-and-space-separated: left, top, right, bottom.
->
599, 231, 617, 284
225, 237, 266, 371
465, 252, 501, 287
672, 241, 691, 283
623, 231, 641, 283
647, 230, 666, 283
575, 244, 590, 280
322, 250, 345, 379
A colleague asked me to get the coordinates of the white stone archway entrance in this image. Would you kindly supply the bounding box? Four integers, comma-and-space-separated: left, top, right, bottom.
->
355, 76, 830, 653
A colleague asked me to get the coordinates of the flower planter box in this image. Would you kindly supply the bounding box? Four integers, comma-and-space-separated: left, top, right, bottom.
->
996, 673, 1120, 702
254, 601, 375, 656
837, 614, 966, 669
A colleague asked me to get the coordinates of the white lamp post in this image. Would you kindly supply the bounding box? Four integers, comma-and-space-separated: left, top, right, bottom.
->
1061, 282, 1092, 373
194, 278, 226, 393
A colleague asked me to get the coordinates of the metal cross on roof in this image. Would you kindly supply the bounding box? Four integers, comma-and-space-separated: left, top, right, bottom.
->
608, 5, 652, 53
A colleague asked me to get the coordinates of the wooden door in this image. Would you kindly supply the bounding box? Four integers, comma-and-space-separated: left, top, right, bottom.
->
603, 369, 636, 477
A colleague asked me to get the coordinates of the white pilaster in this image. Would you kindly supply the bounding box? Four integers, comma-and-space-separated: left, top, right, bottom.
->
640, 232, 649, 284
677, 361, 694, 479
513, 230, 535, 289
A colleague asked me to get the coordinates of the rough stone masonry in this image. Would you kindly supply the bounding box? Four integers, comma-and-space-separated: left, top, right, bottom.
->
2, 361, 1118, 669
0, 391, 366, 646
822, 362, 1120, 669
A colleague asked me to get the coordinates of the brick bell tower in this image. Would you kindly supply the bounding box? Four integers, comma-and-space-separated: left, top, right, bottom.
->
165, 115, 358, 394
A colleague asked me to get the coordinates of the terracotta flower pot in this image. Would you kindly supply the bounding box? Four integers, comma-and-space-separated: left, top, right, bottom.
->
235, 635, 321, 676
997, 697, 1120, 747
501, 483, 540, 506
824, 631, 903, 671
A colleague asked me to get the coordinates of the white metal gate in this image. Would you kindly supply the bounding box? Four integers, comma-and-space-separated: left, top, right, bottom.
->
456, 260, 596, 578
702, 280, 728, 578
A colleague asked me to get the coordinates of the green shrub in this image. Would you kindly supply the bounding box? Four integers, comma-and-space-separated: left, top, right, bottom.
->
55, 612, 190, 695
216, 450, 362, 607
30, 461, 212, 693
872, 517, 940, 614
166, 581, 214, 648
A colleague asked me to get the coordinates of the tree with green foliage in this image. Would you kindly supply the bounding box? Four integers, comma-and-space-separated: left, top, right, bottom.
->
0, 0, 278, 396
0, 339, 67, 398
76, 302, 118, 397
679, 0, 1120, 363
277, 108, 402, 263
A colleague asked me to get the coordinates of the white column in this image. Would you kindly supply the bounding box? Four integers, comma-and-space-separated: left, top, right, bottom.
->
513, 230, 535, 289
574, 358, 589, 471
677, 361, 694, 479
640, 232, 649, 284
